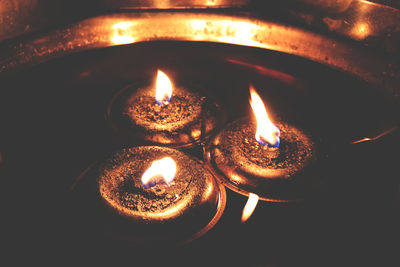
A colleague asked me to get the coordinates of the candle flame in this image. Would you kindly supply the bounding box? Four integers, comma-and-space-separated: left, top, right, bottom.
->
155, 70, 173, 106
241, 193, 259, 223
141, 157, 177, 188
249, 85, 280, 147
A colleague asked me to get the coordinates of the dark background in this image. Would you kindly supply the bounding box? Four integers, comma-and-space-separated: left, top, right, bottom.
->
1, 41, 399, 266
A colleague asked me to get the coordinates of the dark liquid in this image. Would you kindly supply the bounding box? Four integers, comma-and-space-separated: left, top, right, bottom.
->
1, 41, 398, 265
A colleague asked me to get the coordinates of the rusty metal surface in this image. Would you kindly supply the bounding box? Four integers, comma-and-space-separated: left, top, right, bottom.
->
290, 0, 400, 52
1, 0, 399, 47
0, 0, 41, 41
0, 0, 101, 42
103, 0, 251, 9
0, 12, 398, 99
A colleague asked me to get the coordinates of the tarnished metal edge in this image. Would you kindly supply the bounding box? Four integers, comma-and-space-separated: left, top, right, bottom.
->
0, 12, 398, 98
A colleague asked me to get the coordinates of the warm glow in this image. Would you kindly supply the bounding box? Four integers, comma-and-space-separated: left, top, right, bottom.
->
155, 70, 173, 106
141, 157, 177, 188
351, 22, 370, 40
111, 22, 135, 45
241, 193, 259, 223
190, 19, 261, 46
205, 0, 218, 6
249, 86, 280, 147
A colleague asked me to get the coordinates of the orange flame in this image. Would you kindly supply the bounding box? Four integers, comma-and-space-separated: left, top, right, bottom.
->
155, 70, 173, 106
249, 86, 280, 147
241, 193, 259, 223
141, 157, 177, 188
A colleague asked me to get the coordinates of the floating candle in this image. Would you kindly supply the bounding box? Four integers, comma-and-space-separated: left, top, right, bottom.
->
107, 70, 223, 147
72, 146, 226, 246
206, 86, 317, 202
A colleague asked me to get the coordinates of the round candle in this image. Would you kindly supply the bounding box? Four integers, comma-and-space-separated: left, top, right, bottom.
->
205, 86, 316, 202
72, 146, 226, 245
107, 70, 223, 147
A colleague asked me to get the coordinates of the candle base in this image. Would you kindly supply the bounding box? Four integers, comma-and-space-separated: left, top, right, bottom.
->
107, 82, 224, 148
72, 146, 226, 246
205, 117, 318, 202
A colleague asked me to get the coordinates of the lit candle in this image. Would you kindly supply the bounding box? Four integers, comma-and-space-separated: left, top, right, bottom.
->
107, 70, 223, 147
206, 85, 316, 202
73, 146, 226, 245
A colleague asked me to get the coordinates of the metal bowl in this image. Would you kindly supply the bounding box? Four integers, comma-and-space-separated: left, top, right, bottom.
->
1, 1, 399, 265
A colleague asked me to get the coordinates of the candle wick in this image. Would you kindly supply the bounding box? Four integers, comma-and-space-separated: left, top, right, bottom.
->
256, 126, 281, 148
156, 95, 171, 106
